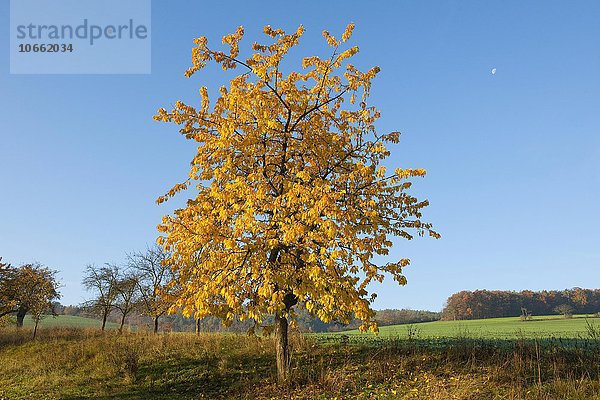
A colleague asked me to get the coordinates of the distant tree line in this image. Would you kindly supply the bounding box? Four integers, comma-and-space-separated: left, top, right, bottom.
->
442, 288, 600, 320
315, 309, 440, 332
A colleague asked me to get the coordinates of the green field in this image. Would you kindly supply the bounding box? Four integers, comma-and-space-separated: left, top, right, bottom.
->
17, 314, 600, 339
326, 315, 600, 340
21, 315, 119, 330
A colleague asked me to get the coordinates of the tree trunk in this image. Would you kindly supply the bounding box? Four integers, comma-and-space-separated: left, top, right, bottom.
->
196, 318, 201, 336
153, 316, 159, 334
275, 314, 290, 383
33, 319, 39, 339
16, 307, 26, 328
101, 310, 108, 331
119, 314, 126, 333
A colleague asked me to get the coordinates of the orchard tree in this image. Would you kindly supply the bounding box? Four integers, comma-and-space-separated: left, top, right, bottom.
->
0, 262, 60, 328
0, 258, 16, 319
113, 271, 140, 333
154, 24, 439, 382
82, 264, 118, 331
128, 246, 172, 334
30, 291, 59, 339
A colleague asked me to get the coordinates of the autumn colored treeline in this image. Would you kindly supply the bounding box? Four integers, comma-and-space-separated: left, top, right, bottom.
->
441, 288, 600, 320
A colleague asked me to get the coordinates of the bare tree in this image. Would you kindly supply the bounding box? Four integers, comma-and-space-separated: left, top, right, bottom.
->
128, 245, 172, 334
30, 297, 58, 339
554, 304, 574, 319
520, 307, 532, 321
113, 271, 140, 333
82, 264, 118, 331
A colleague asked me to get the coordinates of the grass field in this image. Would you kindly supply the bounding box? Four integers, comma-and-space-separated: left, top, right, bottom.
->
17, 314, 600, 339
21, 315, 120, 330
324, 315, 600, 340
2, 315, 600, 398
1, 327, 600, 399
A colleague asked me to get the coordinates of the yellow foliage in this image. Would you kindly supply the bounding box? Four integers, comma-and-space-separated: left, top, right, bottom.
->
155, 24, 439, 332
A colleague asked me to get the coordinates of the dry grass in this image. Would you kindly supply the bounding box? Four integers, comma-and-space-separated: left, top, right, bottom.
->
1, 327, 600, 399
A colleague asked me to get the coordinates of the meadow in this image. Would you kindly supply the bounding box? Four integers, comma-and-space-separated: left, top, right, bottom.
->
21, 315, 119, 330
24, 314, 600, 339
1, 315, 600, 399
323, 315, 600, 341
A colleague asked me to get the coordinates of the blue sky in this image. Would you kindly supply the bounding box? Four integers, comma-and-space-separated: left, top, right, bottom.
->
1, 1, 599, 311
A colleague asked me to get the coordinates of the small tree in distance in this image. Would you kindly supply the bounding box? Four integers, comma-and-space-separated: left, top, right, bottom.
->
0, 262, 60, 328
520, 307, 532, 321
154, 23, 439, 382
128, 245, 172, 334
82, 264, 118, 331
555, 304, 574, 319
30, 291, 59, 339
113, 270, 140, 333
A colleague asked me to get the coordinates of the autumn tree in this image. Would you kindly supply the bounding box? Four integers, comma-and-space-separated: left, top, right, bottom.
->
82, 264, 118, 331
0, 262, 60, 328
154, 24, 438, 382
0, 258, 16, 319
128, 245, 172, 334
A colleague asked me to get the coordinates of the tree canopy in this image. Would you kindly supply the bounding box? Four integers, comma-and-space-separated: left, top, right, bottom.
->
154, 23, 439, 335
0, 261, 60, 327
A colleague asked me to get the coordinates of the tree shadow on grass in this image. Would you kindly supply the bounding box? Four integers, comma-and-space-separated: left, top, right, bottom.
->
61, 354, 275, 400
